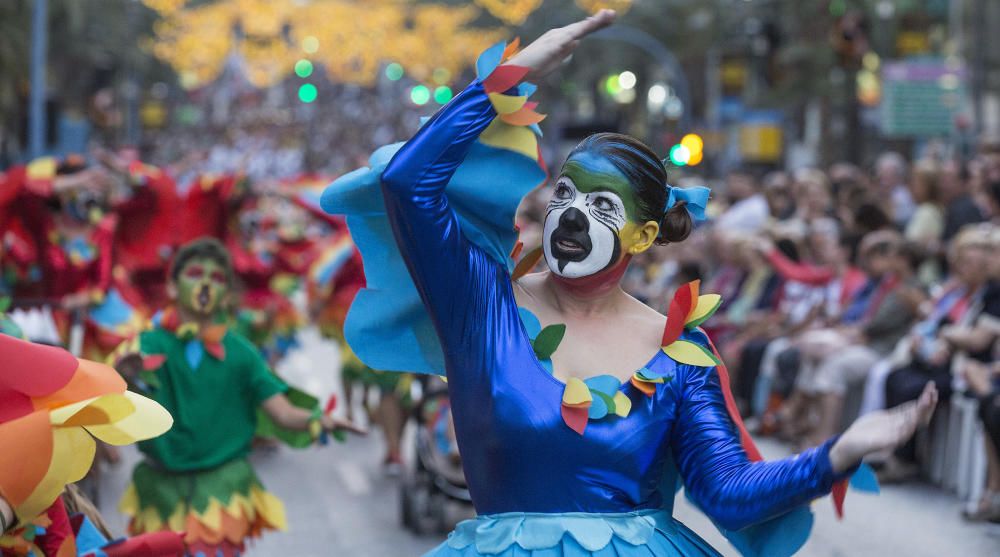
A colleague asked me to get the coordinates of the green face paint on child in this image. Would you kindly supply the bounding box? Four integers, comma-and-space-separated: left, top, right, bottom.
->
176, 258, 229, 317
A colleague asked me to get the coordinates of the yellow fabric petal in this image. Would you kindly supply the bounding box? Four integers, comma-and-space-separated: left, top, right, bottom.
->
17, 428, 96, 520
487, 92, 528, 114
26, 157, 57, 180
687, 294, 722, 325
662, 340, 719, 367
561, 377, 592, 406
251, 486, 288, 531
198, 499, 223, 532
84, 391, 173, 445
49, 393, 135, 427
613, 392, 632, 417
480, 119, 538, 160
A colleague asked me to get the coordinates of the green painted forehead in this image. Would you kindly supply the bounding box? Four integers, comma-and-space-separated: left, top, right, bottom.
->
560, 151, 640, 220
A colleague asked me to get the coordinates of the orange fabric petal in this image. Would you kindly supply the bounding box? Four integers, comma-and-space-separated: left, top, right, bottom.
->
502, 37, 520, 61
684, 280, 701, 322
662, 284, 692, 346
630, 376, 657, 397
500, 109, 547, 126
0, 411, 52, 508
201, 324, 227, 345
511, 246, 543, 281
33, 359, 126, 411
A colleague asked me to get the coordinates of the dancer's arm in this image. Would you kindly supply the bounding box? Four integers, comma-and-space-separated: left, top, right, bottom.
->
671, 365, 850, 531
381, 12, 615, 344
261, 393, 365, 435
379, 80, 507, 344
672, 364, 936, 531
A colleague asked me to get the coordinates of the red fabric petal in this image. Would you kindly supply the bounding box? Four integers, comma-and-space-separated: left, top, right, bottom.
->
0, 335, 77, 397
831, 479, 847, 519
483, 64, 530, 94
561, 404, 590, 435
705, 334, 763, 462
204, 342, 226, 361
661, 283, 693, 347
142, 354, 167, 370
103, 531, 188, 556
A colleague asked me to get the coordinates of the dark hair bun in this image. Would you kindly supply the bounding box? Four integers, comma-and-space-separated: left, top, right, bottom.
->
658, 200, 692, 244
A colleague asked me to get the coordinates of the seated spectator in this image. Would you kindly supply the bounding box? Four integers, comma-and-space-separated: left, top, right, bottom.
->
777, 230, 921, 447
880, 225, 995, 482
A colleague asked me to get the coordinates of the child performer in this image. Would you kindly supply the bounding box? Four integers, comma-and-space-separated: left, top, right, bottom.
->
115, 238, 362, 557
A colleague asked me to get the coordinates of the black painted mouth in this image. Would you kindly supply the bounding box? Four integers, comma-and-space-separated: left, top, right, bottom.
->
197, 285, 211, 308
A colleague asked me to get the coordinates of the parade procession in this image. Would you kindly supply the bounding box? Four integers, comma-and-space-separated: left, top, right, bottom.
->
2, 1, 1000, 556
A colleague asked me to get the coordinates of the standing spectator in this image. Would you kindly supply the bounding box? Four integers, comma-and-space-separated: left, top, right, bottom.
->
875, 152, 916, 227
905, 160, 946, 286
941, 159, 986, 242
715, 170, 770, 233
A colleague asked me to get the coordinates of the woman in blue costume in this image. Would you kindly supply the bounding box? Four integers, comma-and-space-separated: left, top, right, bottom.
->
323, 11, 938, 556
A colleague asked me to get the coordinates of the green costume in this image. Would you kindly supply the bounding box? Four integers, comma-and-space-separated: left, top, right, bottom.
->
119, 324, 289, 555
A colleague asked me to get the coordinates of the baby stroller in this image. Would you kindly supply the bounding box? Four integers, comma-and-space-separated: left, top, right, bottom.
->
400, 378, 472, 535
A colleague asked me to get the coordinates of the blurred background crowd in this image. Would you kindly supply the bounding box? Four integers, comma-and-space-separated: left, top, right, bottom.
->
2, 0, 1000, 554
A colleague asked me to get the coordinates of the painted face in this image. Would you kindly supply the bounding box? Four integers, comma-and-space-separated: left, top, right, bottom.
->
176, 258, 229, 317
543, 152, 647, 279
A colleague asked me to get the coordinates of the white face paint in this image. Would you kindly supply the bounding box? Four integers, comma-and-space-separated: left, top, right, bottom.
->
542, 177, 628, 278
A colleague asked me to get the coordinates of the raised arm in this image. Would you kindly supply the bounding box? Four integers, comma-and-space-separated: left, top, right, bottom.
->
379, 80, 503, 333
379, 11, 616, 348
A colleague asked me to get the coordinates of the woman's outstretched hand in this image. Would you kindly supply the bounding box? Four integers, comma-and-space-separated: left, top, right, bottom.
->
507, 9, 616, 81
829, 382, 938, 474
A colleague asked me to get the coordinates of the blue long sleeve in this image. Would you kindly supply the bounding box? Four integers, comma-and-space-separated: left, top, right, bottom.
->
671, 363, 847, 531
379, 81, 509, 378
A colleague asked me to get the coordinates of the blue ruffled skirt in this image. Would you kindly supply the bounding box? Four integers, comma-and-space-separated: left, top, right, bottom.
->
424, 510, 721, 556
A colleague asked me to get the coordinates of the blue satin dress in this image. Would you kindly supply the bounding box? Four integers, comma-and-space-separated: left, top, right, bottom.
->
327, 77, 854, 556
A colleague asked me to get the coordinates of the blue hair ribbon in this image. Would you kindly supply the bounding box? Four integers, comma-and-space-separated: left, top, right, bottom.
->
666, 185, 711, 223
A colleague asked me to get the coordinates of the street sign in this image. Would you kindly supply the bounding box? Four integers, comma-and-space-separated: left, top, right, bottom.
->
880, 60, 966, 138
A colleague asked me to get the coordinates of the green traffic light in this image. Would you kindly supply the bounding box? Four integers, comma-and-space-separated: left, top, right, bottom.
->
668, 144, 690, 166
433, 86, 453, 104
410, 85, 430, 105
298, 83, 318, 103
294, 59, 313, 78
385, 63, 404, 81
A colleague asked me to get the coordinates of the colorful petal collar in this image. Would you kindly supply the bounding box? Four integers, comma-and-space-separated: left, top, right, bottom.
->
518, 280, 724, 435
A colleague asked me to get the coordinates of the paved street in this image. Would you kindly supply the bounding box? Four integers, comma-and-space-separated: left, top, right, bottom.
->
96, 328, 1000, 556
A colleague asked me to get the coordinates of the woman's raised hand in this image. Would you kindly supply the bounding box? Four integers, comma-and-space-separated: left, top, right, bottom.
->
829, 382, 938, 474
507, 9, 616, 81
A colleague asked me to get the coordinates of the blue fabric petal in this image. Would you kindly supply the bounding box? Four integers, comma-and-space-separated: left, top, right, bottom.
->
518, 82, 538, 97
713, 504, 814, 557
587, 392, 609, 420
583, 375, 621, 397
88, 288, 136, 331
518, 307, 542, 340
437, 511, 717, 556
74, 515, 110, 553
539, 359, 554, 374
849, 462, 880, 493
321, 139, 544, 375
184, 340, 204, 370
476, 41, 507, 79
666, 185, 711, 223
